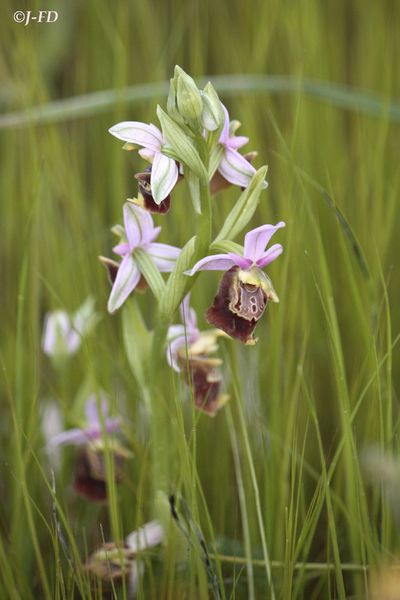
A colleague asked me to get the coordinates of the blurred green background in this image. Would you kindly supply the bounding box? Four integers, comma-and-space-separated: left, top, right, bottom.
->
1, 0, 400, 598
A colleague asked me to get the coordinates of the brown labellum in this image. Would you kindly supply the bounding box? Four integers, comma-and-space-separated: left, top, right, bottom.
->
206, 266, 277, 344
179, 355, 228, 416
135, 169, 171, 214
73, 444, 126, 503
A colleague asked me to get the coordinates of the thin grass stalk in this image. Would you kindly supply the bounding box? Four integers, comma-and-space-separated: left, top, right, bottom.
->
226, 405, 255, 600
229, 346, 276, 600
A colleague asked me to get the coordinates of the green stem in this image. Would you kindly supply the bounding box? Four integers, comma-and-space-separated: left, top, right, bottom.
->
195, 179, 212, 258
149, 173, 212, 504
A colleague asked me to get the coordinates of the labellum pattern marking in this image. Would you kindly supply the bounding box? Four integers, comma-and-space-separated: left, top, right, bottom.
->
229, 281, 267, 322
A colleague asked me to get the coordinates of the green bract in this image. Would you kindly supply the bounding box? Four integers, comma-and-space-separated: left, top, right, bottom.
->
214, 166, 269, 243
156, 106, 208, 183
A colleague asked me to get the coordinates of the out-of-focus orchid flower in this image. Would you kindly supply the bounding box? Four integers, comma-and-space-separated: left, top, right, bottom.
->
213, 105, 268, 190
187, 222, 285, 344
73, 440, 131, 503
166, 294, 200, 372
102, 202, 180, 313
86, 520, 164, 596
42, 297, 98, 360
109, 121, 179, 205
166, 295, 229, 416
47, 395, 127, 502
47, 395, 121, 450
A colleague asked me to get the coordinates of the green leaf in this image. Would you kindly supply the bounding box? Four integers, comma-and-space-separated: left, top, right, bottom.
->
208, 145, 224, 179
159, 236, 197, 321
133, 248, 166, 300
2, 75, 400, 130
210, 239, 244, 255
185, 170, 201, 214
214, 166, 268, 243
156, 106, 208, 183
122, 299, 152, 402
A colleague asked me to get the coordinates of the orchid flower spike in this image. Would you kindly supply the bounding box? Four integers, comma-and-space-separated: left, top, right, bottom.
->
47, 395, 121, 451
42, 297, 98, 360
187, 222, 285, 344
215, 105, 268, 190
103, 202, 180, 313
109, 121, 178, 204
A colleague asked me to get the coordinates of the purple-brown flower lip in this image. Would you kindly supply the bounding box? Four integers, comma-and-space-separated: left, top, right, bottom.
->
135, 167, 172, 214
206, 266, 277, 345
73, 440, 131, 502
179, 354, 229, 416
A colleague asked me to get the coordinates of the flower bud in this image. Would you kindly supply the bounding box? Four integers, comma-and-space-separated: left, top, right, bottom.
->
174, 66, 203, 124
167, 74, 185, 125
201, 82, 225, 132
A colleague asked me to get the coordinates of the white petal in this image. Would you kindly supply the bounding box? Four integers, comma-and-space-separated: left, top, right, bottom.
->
146, 243, 181, 272
126, 521, 164, 553
150, 153, 179, 204
107, 256, 141, 313
218, 148, 256, 188
108, 121, 162, 151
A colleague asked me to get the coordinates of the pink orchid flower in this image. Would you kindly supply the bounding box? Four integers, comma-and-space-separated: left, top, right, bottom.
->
216, 105, 268, 189
109, 121, 178, 204
107, 202, 180, 313
188, 222, 285, 275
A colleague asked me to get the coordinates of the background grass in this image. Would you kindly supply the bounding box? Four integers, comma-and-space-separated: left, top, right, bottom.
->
1, 0, 400, 598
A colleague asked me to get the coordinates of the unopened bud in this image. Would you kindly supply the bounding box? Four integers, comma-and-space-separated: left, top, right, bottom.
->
201, 82, 225, 132
167, 74, 185, 125
174, 66, 203, 123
